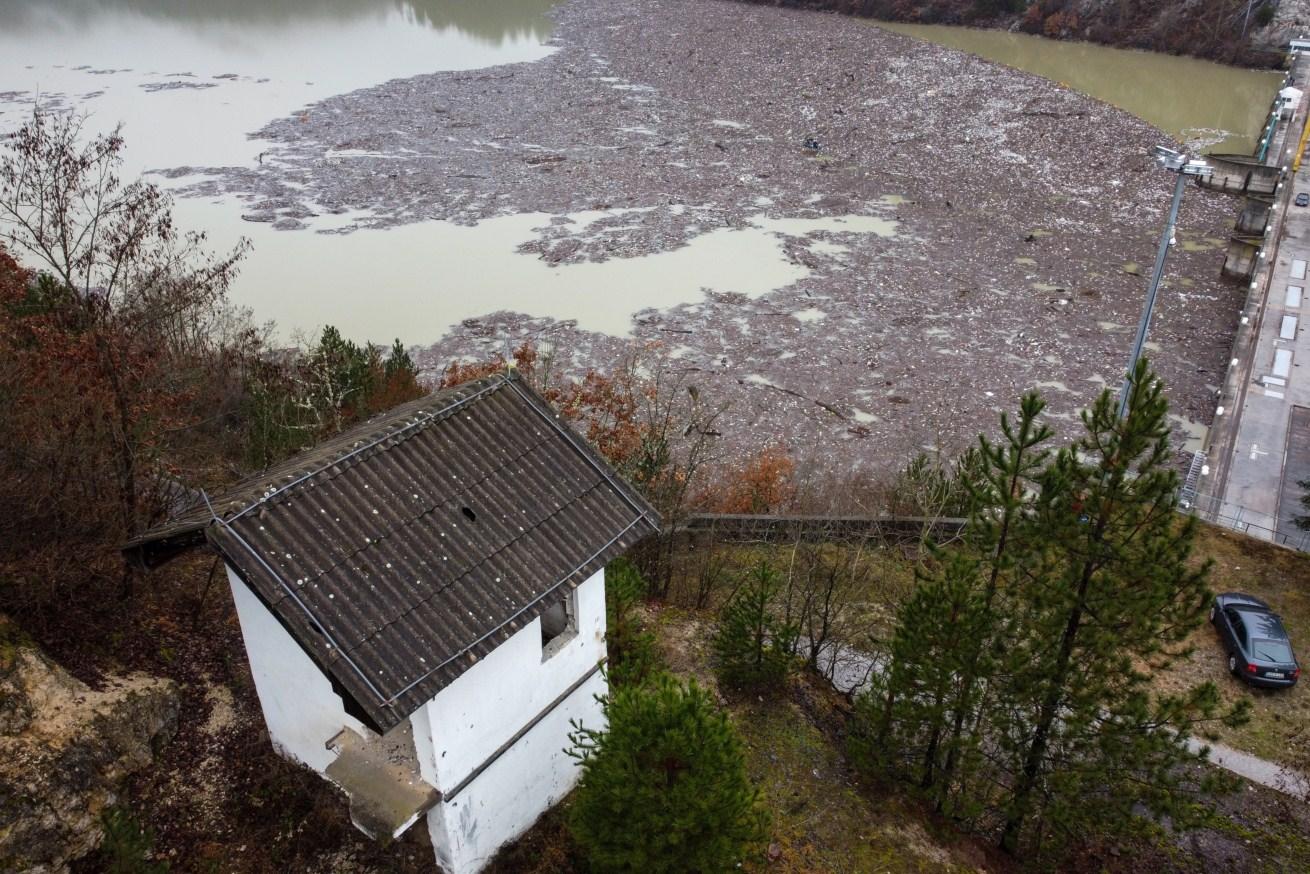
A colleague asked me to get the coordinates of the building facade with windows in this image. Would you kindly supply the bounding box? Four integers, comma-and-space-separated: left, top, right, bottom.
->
127, 373, 658, 873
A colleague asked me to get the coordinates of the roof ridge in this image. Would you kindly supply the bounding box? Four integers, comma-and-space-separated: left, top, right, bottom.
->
227, 374, 509, 524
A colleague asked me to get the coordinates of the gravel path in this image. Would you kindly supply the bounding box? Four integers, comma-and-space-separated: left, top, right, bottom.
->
813, 637, 1310, 801
1189, 736, 1310, 800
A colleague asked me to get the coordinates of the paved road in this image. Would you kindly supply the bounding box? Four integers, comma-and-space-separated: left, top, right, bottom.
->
1210, 54, 1310, 546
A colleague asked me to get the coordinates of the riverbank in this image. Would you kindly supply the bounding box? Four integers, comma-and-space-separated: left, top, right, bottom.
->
180, 0, 1251, 473
733, 0, 1287, 68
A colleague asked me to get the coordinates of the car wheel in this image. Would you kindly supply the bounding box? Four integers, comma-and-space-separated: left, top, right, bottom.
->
1228, 653, 1238, 676
1209, 605, 1216, 624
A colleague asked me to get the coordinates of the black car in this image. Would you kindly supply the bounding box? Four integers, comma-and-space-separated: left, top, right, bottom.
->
1210, 593, 1300, 688
1296, 192, 1310, 207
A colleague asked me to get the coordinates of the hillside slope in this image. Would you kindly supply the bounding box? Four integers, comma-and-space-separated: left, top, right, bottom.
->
740, 0, 1293, 67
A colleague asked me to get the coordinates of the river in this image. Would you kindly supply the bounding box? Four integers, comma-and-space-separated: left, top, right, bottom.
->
873, 22, 1283, 155
0, 0, 564, 340
0, 0, 1282, 468
0, 1, 1280, 346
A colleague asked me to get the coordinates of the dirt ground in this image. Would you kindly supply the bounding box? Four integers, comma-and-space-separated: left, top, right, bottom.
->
1157, 526, 1310, 772
54, 526, 1310, 873
179, 0, 1251, 475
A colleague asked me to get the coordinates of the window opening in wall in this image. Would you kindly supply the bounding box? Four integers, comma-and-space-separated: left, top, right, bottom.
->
540, 589, 578, 658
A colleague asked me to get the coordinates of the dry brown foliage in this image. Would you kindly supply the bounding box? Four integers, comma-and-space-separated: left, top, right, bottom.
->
697, 446, 798, 515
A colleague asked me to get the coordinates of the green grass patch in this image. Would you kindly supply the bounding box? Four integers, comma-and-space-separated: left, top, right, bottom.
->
648, 599, 986, 872
733, 692, 978, 873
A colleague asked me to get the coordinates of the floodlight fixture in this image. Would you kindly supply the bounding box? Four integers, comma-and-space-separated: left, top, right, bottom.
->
1153, 145, 1186, 172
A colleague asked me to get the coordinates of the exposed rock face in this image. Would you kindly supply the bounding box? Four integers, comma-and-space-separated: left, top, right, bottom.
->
0, 629, 178, 873
1263, 0, 1310, 51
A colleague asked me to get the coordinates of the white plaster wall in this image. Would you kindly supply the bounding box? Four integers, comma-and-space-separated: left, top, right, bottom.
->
414, 568, 606, 792
228, 562, 609, 874
428, 672, 606, 874
417, 568, 609, 873
227, 565, 367, 774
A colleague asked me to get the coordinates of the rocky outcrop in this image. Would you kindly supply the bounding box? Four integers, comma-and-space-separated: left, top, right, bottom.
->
1260, 0, 1310, 53
0, 625, 178, 873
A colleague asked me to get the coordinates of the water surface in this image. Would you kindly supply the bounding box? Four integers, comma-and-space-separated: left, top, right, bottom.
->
0, 0, 557, 175
0, 4, 1277, 347
168, 201, 898, 338
875, 22, 1282, 154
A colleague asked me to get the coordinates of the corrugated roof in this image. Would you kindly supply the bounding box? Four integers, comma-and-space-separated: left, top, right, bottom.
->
126, 373, 659, 732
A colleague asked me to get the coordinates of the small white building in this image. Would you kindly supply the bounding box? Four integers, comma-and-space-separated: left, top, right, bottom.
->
127, 373, 658, 873
1280, 85, 1304, 119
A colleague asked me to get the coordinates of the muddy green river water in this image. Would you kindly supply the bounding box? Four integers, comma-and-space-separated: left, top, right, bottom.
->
875, 22, 1284, 154
0, 2, 1285, 343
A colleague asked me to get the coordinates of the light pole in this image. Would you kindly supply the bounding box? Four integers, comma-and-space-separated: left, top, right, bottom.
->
1116, 147, 1213, 419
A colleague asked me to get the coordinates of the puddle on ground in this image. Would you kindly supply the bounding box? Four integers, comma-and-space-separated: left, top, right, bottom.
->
1014, 256, 1037, 266
174, 199, 899, 340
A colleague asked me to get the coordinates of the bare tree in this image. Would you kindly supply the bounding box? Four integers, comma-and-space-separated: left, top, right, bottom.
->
628, 363, 728, 598
0, 110, 248, 593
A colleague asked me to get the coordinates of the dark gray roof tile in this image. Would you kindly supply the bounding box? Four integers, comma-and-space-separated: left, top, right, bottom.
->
125, 373, 658, 731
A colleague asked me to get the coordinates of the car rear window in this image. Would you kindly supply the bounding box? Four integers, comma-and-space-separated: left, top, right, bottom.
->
1252, 638, 1294, 663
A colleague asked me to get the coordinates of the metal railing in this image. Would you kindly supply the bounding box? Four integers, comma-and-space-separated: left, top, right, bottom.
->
1183, 492, 1310, 552
679, 512, 964, 543
677, 458, 1310, 556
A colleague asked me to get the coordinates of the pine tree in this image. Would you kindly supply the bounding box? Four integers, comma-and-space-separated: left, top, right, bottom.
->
995, 360, 1248, 856
605, 557, 661, 689
854, 366, 1248, 860
852, 393, 1052, 817
851, 549, 982, 789
712, 560, 797, 692
929, 393, 1052, 815
567, 675, 768, 873
384, 337, 415, 380
1291, 478, 1310, 530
